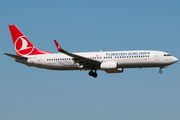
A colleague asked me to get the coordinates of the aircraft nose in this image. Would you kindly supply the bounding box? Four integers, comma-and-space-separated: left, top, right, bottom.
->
172, 57, 178, 63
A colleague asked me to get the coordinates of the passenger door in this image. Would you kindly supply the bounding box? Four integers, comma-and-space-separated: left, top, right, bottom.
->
155, 54, 159, 61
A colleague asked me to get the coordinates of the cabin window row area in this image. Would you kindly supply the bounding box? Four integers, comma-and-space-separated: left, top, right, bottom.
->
47, 58, 73, 61
89, 57, 102, 59
104, 57, 112, 59
47, 57, 102, 61
47, 55, 150, 61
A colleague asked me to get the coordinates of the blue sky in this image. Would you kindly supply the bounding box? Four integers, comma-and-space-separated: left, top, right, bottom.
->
0, 0, 180, 120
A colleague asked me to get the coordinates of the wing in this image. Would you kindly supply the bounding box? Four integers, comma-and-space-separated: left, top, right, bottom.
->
4, 53, 28, 60
54, 40, 101, 68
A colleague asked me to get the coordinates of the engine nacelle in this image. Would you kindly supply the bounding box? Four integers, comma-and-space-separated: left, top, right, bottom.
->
100, 61, 123, 73
105, 68, 123, 73
100, 61, 118, 70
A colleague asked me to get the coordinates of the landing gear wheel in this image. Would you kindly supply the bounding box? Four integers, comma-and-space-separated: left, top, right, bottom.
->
93, 73, 98, 78
159, 70, 162, 74
88, 70, 98, 78
89, 71, 93, 76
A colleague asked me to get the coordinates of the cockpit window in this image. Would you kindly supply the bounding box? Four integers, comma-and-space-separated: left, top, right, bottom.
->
164, 54, 171, 56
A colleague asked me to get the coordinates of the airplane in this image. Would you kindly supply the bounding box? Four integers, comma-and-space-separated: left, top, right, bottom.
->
4, 25, 178, 78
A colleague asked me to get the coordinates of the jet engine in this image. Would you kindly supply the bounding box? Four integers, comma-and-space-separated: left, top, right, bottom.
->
100, 61, 118, 70
100, 61, 123, 73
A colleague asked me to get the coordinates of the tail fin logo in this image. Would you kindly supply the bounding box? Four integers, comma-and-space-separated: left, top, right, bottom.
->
15, 36, 34, 56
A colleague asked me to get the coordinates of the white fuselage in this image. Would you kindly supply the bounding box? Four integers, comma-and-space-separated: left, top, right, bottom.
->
16, 50, 178, 71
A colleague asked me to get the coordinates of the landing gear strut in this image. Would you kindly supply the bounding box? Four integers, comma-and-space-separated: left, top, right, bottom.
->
159, 66, 168, 74
89, 69, 98, 78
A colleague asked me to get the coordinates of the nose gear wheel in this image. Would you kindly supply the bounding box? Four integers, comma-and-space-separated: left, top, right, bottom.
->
159, 70, 162, 74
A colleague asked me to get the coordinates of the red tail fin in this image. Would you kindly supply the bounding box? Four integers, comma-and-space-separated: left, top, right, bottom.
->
9, 25, 52, 56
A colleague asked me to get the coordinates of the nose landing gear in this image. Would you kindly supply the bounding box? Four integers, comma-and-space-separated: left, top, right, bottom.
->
159, 70, 162, 74
89, 70, 98, 78
159, 66, 168, 74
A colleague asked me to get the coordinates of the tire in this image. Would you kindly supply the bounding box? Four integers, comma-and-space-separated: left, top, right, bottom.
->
93, 73, 98, 78
89, 71, 93, 76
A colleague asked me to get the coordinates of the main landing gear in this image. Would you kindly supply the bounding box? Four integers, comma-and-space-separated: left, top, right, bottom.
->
89, 70, 98, 78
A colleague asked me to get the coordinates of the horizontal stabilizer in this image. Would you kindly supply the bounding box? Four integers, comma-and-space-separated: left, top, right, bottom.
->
4, 53, 28, 59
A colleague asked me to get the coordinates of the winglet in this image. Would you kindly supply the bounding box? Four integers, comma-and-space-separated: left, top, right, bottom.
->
54, 40, 64, 52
